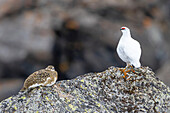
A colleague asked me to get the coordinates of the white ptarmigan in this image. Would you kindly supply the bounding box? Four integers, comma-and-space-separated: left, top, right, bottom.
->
117, 26, 141, 68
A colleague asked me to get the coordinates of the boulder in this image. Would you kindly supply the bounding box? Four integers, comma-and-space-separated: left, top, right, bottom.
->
0, 66, 169, 112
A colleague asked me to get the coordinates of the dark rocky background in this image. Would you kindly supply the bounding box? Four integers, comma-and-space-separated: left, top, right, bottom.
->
0, 0, 170, 101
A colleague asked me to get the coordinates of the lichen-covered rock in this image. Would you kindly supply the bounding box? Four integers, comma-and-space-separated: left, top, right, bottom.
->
0, 66, 169, 112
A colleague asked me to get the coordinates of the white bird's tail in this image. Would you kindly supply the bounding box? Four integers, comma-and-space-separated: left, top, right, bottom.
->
133, 61, 141, 68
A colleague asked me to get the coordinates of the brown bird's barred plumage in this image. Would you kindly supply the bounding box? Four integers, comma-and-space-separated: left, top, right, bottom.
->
20, 65, 58, 91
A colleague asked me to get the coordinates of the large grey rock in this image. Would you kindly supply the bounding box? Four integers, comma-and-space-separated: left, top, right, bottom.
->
0, 66, 169, 112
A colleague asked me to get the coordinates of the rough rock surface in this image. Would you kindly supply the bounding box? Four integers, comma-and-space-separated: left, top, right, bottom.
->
0, 66, 170, 112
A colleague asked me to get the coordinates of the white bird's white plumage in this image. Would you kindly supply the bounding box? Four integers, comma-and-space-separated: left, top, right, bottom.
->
117, 26, 141, 68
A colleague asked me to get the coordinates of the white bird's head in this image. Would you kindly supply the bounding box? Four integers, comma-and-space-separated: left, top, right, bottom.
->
120, 26, 131, 35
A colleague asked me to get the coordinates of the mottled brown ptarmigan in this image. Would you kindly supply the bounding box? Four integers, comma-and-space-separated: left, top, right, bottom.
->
20, 65, 58, 92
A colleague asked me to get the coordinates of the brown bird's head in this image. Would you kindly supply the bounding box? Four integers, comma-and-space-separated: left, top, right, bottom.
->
45, 65, 55, 71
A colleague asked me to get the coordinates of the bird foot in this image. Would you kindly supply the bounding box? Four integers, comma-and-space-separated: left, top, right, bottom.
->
122, 69, 130, 79
119, 68, 128, 79
119, 67, 136, 80
126, 65, 133, 69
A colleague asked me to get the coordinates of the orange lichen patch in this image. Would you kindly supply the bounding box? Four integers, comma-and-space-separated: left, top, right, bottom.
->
131, 69, 135, 73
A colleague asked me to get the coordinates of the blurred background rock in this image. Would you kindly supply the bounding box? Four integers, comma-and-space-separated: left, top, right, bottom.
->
0, 0, 170, 101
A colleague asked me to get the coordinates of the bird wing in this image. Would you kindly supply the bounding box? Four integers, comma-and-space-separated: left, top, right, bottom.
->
24, 69, 49, 87
123, 39, 141, 61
